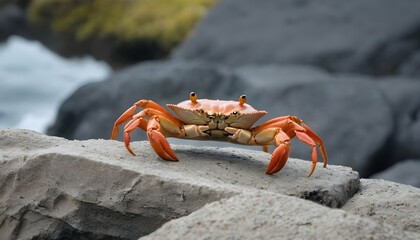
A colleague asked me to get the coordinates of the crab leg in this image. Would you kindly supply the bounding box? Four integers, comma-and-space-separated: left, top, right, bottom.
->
294, 131, 318, 177
301, 123, 328, 168
112, 100, 176, 140
260, 119, 328, 168
122, 108, 159, 155
262, 145, 269, 153
112, 105, 137, 139
252, 116, 327, 176
251, 115, 302, 133
137, 100, 176, 120
120, 107, 181, 156
123, 118, 146, 155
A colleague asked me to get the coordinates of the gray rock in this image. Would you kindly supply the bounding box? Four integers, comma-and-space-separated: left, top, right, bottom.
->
376, 80, 420, 166
370, 160, 420, 188
0, 129, 359, 239
173, 0, 420, 76
342, 179, 420, 233
235, 64, 332, 87
398, 50, 420, 77
142, 192, 420, 240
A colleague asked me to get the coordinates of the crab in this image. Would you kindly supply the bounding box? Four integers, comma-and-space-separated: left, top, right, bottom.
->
111, 92, 327, 176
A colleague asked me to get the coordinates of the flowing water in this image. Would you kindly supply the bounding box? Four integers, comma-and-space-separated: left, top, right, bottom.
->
0, 36, 111, 133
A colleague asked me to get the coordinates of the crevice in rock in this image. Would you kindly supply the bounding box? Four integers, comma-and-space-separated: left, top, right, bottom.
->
120, 176, 142, 203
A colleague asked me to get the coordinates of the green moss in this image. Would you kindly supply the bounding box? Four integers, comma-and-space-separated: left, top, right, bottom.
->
28, 0, 216, 50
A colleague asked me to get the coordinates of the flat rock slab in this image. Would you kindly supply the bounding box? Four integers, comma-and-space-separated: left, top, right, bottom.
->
342, 179, 420, 233
142, 192, 420, 240
0, 129, 359, 239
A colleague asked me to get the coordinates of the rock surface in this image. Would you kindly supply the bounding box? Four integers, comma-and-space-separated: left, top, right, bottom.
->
142, 192, 420, 240
377, 80, 420, 167
173, 0, 420, 76
342, 179, 420, 233
370, 160, 420, 188
0, 129, 359, 239
399, 50, 420, 77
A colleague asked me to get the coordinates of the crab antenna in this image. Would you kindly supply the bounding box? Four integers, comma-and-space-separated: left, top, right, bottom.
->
190, 92, 198, 103
239, 94, 247, 105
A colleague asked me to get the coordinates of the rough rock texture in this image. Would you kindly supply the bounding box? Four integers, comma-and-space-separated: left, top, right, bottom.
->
142, 192, 420, 240
173, 0, 420, 76
370, 160, 420, 188
47, 60, 398, 177
0, 129, 359, 239
342, 179, 420, 233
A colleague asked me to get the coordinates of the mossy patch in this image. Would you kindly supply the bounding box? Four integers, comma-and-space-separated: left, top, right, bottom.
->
27, 0, 216, 51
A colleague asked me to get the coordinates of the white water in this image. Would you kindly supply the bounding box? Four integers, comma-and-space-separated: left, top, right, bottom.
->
0, 36, 111, 133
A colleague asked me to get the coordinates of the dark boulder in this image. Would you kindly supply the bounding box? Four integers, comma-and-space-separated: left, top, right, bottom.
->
376, 79, 420, 165
370, 159, 420, 188
173, 0, 420, 76
398, 50, 420, 77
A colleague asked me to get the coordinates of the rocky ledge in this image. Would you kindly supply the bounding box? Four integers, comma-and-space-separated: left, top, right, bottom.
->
0, 129, 419, 239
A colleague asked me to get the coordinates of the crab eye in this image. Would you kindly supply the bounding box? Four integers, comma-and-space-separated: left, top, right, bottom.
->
190, 92, 198, 103
239, 94, 247, 105
197, 109, 204, 114
232, 111, 238, 115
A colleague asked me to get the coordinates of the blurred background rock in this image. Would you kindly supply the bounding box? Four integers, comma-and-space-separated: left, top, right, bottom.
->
1, 0, 419, 187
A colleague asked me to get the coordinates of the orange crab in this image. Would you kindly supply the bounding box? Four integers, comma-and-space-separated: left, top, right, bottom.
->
112, 92, 327, 176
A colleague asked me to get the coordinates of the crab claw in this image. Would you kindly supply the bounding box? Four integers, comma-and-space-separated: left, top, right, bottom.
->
266, 130, 291, 175
266, 143, 290, 175
147, 130, 179, 161
146, 116, 179, 161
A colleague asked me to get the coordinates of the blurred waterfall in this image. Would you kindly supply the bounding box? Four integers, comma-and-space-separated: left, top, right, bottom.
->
0, 36, 111, 133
